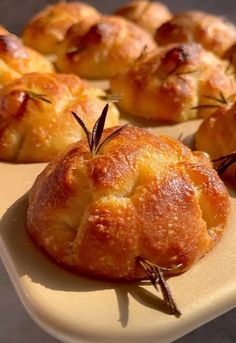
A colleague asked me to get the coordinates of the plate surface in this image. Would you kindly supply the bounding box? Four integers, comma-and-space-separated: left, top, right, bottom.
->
0, 99, 236, 343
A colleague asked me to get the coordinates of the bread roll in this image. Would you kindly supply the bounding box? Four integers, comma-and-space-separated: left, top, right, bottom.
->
0, 32, 54, 88
56, 15, 157, 79
22, 1, 101, 54
114, 0, 172, 35
27, 126, 230, 280
110, 43, 236, 122
155, 11, 236, 57
0, 72, 119, 162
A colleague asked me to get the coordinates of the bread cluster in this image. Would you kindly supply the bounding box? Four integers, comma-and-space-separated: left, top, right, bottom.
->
111, 43, 236, 122
114, 0, 172, 35
155, 11, 236, 57
55, 15, 157, 79
0, 28, 54, 88
0, 1, 232, 285
27, 126, 229, 280
0, 72, 119, 162
22, 1, 101, 54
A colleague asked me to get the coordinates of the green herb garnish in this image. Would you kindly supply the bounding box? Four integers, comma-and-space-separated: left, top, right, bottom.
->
137, 256, 182, 317
213, 151, 236, 178
72, 104, 128, 156
191, 92, 234, 111
26, 91, 52, 104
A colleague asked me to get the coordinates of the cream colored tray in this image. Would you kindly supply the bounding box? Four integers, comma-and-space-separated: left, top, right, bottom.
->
0, 117, 236, 343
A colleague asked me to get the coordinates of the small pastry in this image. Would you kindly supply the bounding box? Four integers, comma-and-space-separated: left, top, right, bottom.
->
114, 0, 172, 35
55, 15, 157, 79
110, 43, 236, 122
27, 121, 230, 286
0, 32, 54, 88
22, 1, 101, 55
0, 72, 119, 162
155, 11, 236, 57
195, 101, 236, 180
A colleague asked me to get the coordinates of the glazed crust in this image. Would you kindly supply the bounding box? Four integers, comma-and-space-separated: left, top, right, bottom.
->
0, 33, 54, 88
114, 0, 172, 35
55, 15, 157, 79
22, 2, 101, 54
0, 72, 119, 162
155, 11, 236, 57
110, 43, 236, 122
27, 127, 230, 280
195, 102, 236, 160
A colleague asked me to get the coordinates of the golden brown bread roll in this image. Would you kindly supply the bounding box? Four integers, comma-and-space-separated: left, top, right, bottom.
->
0, 72, 119, 162
22, 1, 101, 54
110, 43, 236, 122
0, 32, 54, 88
114, 0, 172, 35
55, 15, 157, 79
27, 126, 230, 280
195, 102, 236, 160
155, 11, 236, 57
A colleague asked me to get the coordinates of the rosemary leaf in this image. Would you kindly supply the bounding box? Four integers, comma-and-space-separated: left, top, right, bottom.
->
95, 124, 128, 154
91, 103, 109, 155
71, 111, 92, 152
191, 104, 221, 110
99, 93, 122, 103
137, 257, 181, 317
213, 151, 236, 175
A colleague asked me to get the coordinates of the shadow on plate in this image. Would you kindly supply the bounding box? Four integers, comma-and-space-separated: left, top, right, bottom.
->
0, 193, 171, 328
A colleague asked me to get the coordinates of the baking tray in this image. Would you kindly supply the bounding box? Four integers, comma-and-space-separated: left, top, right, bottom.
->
0, 80, 236, 342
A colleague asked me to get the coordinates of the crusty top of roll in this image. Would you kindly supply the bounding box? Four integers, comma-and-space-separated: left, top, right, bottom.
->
22, 1, 101, 54
155, 11, 236, 57
55, 15, 157, 79
0, 32, 54, 88
27, 126, 230, 280
0, 72, 119, 162
110, 43, 236, 122
114, 0, 172, 35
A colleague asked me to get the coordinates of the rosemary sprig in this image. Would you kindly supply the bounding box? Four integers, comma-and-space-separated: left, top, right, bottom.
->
225, 53, 236, 76
213, 151, 236, 177
99, 93, 122, 103
72, 104, 128, 156
26, 91, 52, 104
191, 92, 233, 111
137, 257, 182, 317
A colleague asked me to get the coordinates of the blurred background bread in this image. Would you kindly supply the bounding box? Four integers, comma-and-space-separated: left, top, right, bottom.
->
114, 0, 172, 35
0, 30, 54, 88
55, 15, 157, 79
0, 72, 119, 162
22, 1, 101, 54
111, 43, 236, 122
155, 11, 236, 57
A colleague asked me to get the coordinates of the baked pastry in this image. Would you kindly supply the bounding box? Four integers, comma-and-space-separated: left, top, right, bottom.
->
114, 0, 172, 35
22, 1, 101, 55
27, 125, 229, 284
110, 43, 236, 122
195, 101, 236, 158
155, 11, 236, 57
0, 32, 54, 88
55, 15, 157, 79
0, 72, 119, 162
